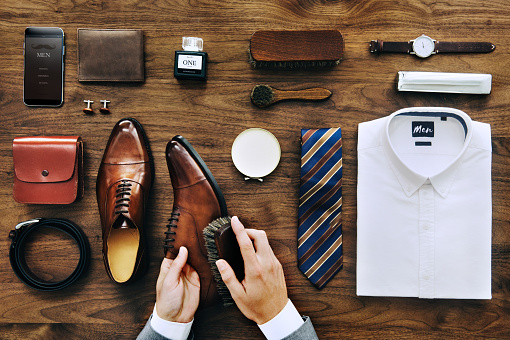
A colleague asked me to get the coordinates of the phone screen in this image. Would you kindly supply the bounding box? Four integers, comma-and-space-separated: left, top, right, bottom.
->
23, 27, 64, 106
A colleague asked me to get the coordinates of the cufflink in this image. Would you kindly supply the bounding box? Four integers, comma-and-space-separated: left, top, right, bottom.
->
100, 100, 110, 114
83, 100, 94, 114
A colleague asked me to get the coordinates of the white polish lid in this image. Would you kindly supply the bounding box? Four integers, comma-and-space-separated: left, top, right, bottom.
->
231, 128, 281, 181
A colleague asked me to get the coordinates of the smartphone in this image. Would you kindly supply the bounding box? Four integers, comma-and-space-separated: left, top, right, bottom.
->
23, 27, 65, 107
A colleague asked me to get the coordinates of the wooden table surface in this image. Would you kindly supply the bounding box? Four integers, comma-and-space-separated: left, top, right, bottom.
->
1, 1, 509, 339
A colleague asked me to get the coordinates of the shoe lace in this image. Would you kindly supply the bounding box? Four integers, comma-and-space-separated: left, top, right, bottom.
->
114, 181, 132, 214
164, 209, 180, 251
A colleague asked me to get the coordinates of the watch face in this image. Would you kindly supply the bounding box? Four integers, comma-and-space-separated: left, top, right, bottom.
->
413, 35, 435, 58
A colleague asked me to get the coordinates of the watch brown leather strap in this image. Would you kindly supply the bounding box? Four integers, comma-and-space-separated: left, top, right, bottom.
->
435, 41, 495, 53
370, 40, 411, 54
371, 39, 496, 54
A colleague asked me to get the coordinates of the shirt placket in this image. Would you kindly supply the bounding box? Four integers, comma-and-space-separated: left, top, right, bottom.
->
418, 181, 435, 298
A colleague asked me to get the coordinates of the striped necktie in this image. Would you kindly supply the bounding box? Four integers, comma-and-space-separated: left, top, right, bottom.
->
298, 128, 343, 289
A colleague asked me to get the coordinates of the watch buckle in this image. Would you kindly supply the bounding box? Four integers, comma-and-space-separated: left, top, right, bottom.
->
409, 39, 415, 54
369, 40, 383, 54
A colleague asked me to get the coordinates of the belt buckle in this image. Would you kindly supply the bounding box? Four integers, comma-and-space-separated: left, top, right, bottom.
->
9, 218, 41, 241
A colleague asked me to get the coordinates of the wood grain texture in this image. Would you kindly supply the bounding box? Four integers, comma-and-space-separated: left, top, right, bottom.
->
249, 30, 344, 62
272, 87, 332, 101
1, 0, 510, 339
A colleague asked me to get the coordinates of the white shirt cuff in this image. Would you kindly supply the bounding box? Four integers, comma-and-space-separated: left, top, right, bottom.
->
150, 304, 193, 340
258, 299, 304, 340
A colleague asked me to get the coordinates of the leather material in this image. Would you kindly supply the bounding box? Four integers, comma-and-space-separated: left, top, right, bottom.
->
8, 218, 90, 291
97, 118, 153, 284
78, 29, 144, 82
370, 40, 411, 54
436, 41, 495, 53
165, 137, 226, 308
13, 136, 83, 204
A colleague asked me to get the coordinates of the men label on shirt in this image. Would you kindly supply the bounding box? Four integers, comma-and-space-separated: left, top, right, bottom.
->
412, 121, 434, 137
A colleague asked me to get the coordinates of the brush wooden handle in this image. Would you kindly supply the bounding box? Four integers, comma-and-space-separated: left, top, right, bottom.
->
250, 30, 344, 62
215, 222, 244, 281
273, 87, 332, 101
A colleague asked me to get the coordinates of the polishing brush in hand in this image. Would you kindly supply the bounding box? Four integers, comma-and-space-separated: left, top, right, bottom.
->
203, 216, 244, 306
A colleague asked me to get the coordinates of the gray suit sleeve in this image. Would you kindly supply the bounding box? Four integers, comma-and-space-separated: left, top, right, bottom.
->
281, 316, 319, 340
136, 315, 193, 340
137, 315, 316, 340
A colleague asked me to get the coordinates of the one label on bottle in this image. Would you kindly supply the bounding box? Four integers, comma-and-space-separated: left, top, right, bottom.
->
178, 55, 202, 70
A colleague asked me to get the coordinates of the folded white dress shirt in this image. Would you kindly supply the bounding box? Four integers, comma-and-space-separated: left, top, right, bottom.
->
357, 107, 492, 299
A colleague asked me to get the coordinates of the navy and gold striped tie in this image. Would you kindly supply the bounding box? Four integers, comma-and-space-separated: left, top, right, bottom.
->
298, 128, 343, 289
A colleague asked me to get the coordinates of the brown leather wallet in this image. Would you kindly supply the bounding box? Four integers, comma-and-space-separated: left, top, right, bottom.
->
13, 136, 84, 204
77, 29, 144, 82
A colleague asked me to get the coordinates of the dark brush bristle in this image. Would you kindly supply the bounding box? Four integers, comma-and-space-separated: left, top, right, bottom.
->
248, 49, 341, 68
250, 60, 341, 68
251, 85, 274, 107
203, 216, 234, 306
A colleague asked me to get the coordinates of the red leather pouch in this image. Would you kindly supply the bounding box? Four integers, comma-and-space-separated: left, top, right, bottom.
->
13, 136, 84, 204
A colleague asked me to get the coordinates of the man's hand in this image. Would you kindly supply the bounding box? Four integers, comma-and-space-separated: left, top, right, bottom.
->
216, 216, 288, 325
156, 246, 200, 323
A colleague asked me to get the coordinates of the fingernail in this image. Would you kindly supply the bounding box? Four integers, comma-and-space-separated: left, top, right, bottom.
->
232, 216, 242, 227
216, 260, 225, 272
178, 246, 185, 255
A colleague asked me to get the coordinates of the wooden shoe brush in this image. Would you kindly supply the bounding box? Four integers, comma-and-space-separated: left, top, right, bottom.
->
249, 30, 344, 68
203, 216, 244, 306
251, 84, 332, 108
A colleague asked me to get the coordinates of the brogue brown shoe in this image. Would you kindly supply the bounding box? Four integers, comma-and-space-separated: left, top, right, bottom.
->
164, 135, 228, 308
97, 118, 153, 284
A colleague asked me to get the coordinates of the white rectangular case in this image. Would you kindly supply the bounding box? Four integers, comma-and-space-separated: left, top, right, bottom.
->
397, 71, 492, 94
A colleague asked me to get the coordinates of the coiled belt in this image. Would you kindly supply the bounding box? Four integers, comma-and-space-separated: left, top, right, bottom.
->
8, 218, 90, 291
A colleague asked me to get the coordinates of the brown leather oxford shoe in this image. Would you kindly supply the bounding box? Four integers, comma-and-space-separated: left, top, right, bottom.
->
97, 118, 153, 284
165, 135, 228, 308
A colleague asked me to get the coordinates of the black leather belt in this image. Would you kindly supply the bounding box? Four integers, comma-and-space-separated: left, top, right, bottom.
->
8, 218, 90, 291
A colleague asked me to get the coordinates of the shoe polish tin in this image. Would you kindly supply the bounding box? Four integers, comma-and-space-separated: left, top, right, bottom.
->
231, 128, 281, 181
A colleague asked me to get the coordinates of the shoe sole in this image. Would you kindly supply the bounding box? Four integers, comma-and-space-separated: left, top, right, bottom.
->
171, 135, 229, 217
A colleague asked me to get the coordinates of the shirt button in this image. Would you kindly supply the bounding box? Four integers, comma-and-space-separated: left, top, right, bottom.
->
424, 275, 430, 280
423, 225, 430, 230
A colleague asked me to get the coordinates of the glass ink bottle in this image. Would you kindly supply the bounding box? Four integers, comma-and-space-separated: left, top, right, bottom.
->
174, 37, 207, 80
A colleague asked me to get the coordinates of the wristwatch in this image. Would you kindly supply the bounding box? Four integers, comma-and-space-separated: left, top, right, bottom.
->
370, 34, 495, 58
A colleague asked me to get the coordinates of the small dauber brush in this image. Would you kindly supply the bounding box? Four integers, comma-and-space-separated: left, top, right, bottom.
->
251, 84, 332, 108
249, 30, 344, 68
203, 216, 244, 306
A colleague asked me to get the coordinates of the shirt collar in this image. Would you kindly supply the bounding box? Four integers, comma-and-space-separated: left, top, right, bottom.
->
381, 107, 473, 198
